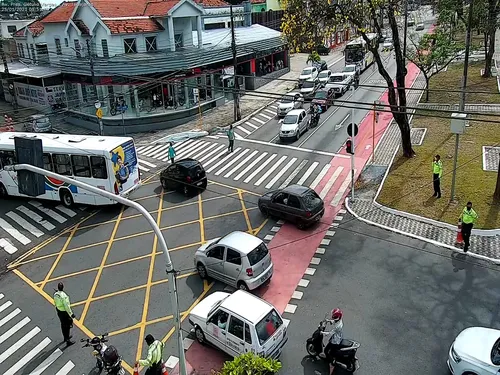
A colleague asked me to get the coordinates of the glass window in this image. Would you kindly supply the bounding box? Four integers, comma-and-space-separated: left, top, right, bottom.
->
287, 195, 301, 209
244, 323, 252, 344
302, 81, 315, 88
71, 155, 91, 177
101, 39, 109, 58
146, 36, 157, 52
64, 38, 69, 47
255, 309, 283, 345
174, 34, 183, 48
20, 44, 25, 58
247, 243, 268, 266
226, 249, 241, 265
228, 316, 244, 340
90, 156, 108, 179
0, 151, 15, 169
207, 246, 224, 260
124, 38, 137, 54
7, 25, 17, 33
74, 40, 81, 58
55, 38, 62, 55
302, 190, 322, 210
43, 153, 53, 171
53, 154, 72, 176
283, 115, 298, 125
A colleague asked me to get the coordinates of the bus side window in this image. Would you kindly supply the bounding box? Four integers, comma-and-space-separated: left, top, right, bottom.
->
43, 153, 54, 172
53, 154, 72, 176
0, 151, 15, 169
90, 156, 108, 179
71, 155, 91, 178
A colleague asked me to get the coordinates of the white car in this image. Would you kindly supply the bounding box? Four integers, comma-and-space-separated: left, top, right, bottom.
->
276, 92, 304, 117
325, 73, 352, 96
279, 108, 309, 142
317, 69, 332, 86
342, 64, 360, 87
416, 23, 425, 31
299, 66, 319, 82
448, 327, 500, 374
189, 290, 289, 359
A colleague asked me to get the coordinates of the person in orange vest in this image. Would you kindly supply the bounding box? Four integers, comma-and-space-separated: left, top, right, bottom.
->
3, 115, 13, 131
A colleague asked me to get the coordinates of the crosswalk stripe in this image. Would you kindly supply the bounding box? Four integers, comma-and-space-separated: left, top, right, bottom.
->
28, 347, 63, 375
154, 147, 172, 160
28, 201, 66, 224
6, 212, 43, 238
138, 164, 150, 172
252, 117, 265, 125
235, 133, 244, 140
173, 139, 196, 153
245, 121, 259, 129
255, 156, 287, 186
142, 144, 165, 157
244, 154, 277, 183
54, 361, 75, 375
137, 145, 156, 154
190, 142, 219, 160
182, 141, 210, 159
215, 149, 250, 176
0, 238, 17, 254
4, 336, 51, 375
0, 326, 40, 364
319, 166, 343, 199
204, 147, 237, 168
224, 150, 259, 178
330, 170, 356, 206
135, 146, 147, 153
198, 144, 226, 163
137, 159, 157, 168
55, 205, 76, 217
0, 317, 30, 345
259, 113, 272, 120
237, 126, 251, 135
16, 206, 55, 231
0, 218, 31, 245
310, 164, 331, 190
265, 109, 276, 115
297, 162, 319, 185
266, 157, 297, 189
234, 152, 268, 181
149, 145, 170, 158
0, 300, 12, 313
0, 309, 21, 328
269, 105, 278, 110
279, 159, 308, 189
172, 140, 204, 160
206, 148, 242, 173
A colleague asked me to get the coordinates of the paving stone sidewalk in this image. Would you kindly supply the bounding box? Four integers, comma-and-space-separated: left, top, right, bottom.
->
347, 73, 500, 261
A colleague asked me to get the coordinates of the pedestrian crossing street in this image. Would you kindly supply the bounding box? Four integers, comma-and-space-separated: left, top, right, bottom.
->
232, 103, 278, 139
136, 138, 356, 206
0, 293, 75, 375
0, 201, 84, 256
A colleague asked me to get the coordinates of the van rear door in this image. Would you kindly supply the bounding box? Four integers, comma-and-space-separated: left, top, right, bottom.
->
255, 309, 287, 358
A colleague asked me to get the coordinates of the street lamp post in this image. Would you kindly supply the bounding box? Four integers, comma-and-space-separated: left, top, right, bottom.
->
5, 164, 189, 375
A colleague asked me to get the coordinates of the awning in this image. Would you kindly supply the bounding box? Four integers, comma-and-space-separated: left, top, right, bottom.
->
0, 62, 61, 79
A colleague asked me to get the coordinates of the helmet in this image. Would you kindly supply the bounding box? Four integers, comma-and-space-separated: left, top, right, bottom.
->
331, 308, 343, 321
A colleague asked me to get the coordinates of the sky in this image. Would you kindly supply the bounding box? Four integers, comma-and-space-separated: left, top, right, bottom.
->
39, 0, 65, 9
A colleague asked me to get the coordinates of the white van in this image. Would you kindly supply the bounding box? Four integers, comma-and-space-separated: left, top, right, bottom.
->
189, 290, 289, 358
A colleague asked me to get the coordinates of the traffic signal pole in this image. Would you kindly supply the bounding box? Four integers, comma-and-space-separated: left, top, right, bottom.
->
350, 85, 355, 202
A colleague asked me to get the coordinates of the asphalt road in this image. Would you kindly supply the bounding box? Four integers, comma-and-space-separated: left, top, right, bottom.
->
279, 214, 500, 375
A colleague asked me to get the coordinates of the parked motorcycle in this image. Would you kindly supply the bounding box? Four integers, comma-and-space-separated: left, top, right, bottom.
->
81, 333, 125, 375
305, 315, 360, 372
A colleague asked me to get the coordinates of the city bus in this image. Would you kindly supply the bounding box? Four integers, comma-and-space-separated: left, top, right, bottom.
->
344, 33, 378, 71
0, 133, 141, 207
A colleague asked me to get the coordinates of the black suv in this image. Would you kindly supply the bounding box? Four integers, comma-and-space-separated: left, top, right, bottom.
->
160, 158, 207, 196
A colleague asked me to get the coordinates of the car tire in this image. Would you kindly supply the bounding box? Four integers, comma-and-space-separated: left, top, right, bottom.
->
60, 190, 74, 208
237, 281, 249, 291
296, 220, 308, 230
183, 185, 190, 196
296, 132, 300, 141
195, 326, 206, 344
0, 183, 8, 198
258, 204, 268, 216
197, 263, 208, 279
161, 178, 168, 190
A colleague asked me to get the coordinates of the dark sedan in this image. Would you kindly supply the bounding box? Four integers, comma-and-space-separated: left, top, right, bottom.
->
160, 158, 207, 196
258, 185, 324, 229
311, 88, 334, 112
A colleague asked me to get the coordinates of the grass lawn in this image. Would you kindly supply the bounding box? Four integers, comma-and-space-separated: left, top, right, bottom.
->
377, 112, 500, 229
426, 61, 500, 104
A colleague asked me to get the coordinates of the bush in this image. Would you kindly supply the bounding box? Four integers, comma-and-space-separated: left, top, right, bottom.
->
214, 352, 282, 375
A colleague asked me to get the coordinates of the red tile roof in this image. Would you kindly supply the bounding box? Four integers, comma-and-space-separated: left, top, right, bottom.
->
251, 0, 266, 4
103, 18, 165, 34
195, 0, 230, 7
89, 0, 151, 17
13, 20, 45, 37
73, 19, 90, 35
144, 0, 179, 16
42, 1, 77, 23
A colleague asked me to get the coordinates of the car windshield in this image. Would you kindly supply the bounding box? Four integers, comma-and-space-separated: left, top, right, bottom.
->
318, 71, 329, 78
283, 115, 298, 124
207, 295, 230, 318
315, 91, 327, 99
302, 191, 322, 210
302, 81, 315, 88
35, 117, 50, 124
330, 75, 344, 83
301, 68, 313, 75
255, 309, 283, 345
247, 242, 269, 266
281, 95, 294, 103
343, 66, 355, 73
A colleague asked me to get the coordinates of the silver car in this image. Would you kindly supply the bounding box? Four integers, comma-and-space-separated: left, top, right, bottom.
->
276, 92, 304, 117
194, 231, 273, 291
279, 108, 310, 142
23, 114, 52, 133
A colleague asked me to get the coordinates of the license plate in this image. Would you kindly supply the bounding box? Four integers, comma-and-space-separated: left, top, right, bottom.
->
196, 181, 203, 186
261, 271, 269, 282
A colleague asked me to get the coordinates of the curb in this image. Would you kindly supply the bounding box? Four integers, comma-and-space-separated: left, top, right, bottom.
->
345, 197, 500, 265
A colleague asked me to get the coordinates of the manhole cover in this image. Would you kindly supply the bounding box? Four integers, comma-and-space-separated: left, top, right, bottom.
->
483, 146, 500, 171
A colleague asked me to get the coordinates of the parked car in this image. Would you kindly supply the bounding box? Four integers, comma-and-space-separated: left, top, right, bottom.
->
317, 69, 332, 86
194, 231, 273, 291
160, 158, 207, 196
258, 184, 325, 229
276, 92, 304, 117
23, 114, 52, 133
415, 23, 424, 31
279, 109, 310, 142
311, 88, 334, 112
299, 78, 320, 100
448, 327, 500, 375
189, 290, 289, 358
408, 18, 415, 26
342, 65, 360, 87
313, 60, 329, 72
325, 73, 352, 96
316, 45, 330, 55
298, 66, 319, 84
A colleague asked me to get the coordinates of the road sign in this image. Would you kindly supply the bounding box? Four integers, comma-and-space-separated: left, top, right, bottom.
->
96, 108, 103, 119
347, 123, 358, 137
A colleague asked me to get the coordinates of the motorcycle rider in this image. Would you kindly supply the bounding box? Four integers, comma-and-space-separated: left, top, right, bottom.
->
310, 103, 321, 126
322, 308, 344, 361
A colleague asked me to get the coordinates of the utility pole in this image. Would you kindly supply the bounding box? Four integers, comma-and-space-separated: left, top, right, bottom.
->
450, 0, 474, 201
350, 85, 355, 202
0, 38, 18, 113
230, 5, 241, 122
86, 39, 98, 101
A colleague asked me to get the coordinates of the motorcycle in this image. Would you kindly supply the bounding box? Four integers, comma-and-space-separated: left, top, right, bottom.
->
310, 112, 320, 128
81, 333, 126, 375
305, 315, 360, 373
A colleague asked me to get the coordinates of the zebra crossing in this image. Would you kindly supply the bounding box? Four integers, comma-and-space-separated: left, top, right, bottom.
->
0, 201, 82, 255
0, 293, 75, 375
232, 102, 278, 139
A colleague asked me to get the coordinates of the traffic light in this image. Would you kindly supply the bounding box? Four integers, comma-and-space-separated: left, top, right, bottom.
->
346, 139, 353, 154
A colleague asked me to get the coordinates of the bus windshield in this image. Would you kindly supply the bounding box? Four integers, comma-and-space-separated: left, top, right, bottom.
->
345, 46, 364, 63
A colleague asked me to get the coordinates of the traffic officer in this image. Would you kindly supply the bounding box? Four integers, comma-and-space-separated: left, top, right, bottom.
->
227, 124, 235, 153
432, 154, 443, 198
459, 201, 478, 253
53, 282, 75, 346
138, 334, 164, 375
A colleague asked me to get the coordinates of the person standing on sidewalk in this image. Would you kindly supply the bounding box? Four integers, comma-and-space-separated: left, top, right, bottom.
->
168, 142, 176, 164
53, 282, 75, 346
432, 155, 443, 198
227, 124, 235, 153
459, 201, 478, 253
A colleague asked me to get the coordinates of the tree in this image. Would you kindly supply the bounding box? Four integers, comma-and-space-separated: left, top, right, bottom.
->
215, 352, 282, 375
307, 51, 321, 65
494, 158, 500, 201
406, 29, 464, 102
481, 0, 500, 77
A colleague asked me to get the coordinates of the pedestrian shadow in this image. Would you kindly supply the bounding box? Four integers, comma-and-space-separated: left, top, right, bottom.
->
19, 342, 60, 374
300, 356, 330, 375
451, 251, 468, 273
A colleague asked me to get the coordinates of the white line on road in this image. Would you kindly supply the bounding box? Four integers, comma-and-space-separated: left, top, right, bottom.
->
215, 149, 250, 176
55, 205, 77, 217
189, 142, 219, 160
265, 109, 276, 115
0, 218, 31, 245
330, 170, 356, 206
310, 164, 331, 190
224, 150, 259, 178
28, 348, 63, 375
279, 159, 308, 189
252, 117, 265, 124
137, 159, 157, 168
142, 144, 165, 157
197, 144, 226, 163
234, 152, 268, 181
237, 126, 251, 135
335, 114, 350, 131
297, 162, 319, 185
6, 212, 43, 237
17, 206, 55, 231
148, 145, 169, 158
28, 201, 66, 224
244, 154, 277, 183
0, 238, 17, 254
245, 121, 259, 129
255, 155, 287, 186
319, 166, 343, 199
266, 157, 297, 189
54, 361, 75, 375
138, 164, 150, 172
182, 141, 210, 159
0, 317, 30, 345
4, 336, 51, 375
258, 113, 272, 120
0, 300, 12, 313
0, 326, 40, 364
0, 308, 21, 328
206, 148, 242, 173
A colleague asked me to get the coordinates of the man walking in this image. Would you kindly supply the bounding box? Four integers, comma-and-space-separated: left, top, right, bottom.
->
459, 201, 478, 253
137, 334, 164, 375
53, 282, 75, 346
168, 142, 176, 164
432, 154, 443, 198
227, 124, 235, 153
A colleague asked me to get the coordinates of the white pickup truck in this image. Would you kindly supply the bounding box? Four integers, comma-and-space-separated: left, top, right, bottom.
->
325, 73, 353, 96
342, 64, 360, 88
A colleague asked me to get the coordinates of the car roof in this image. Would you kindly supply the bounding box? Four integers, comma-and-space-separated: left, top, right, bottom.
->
286, 109, 305, 116
218, 231, 263, 254
285, 91, 300, 96
175, 158, 202, 168
221, 290, 274, 323
303, 66, 314, 70
331, 72, 344, 76
319, 69, 331, 73
282, 184, 313, 195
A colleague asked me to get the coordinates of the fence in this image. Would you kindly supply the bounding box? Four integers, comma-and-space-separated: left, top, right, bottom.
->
252, 10, 283, 31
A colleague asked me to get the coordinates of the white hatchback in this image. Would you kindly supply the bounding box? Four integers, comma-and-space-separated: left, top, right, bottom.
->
189, 290, 289, 359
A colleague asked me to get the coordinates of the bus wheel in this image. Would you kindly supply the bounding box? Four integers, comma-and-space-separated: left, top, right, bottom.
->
0, 183, 8, 198
60, 190, 74, 208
